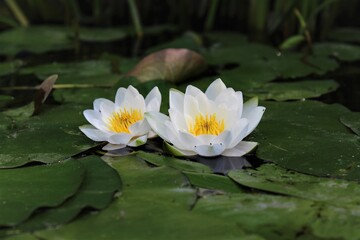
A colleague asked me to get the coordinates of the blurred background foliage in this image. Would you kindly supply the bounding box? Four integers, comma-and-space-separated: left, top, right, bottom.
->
0, 0, 359, 44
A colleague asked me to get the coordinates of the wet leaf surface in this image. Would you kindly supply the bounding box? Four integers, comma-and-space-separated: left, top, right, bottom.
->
340, 111, 360, 136
250, 101, 360, 180
0, 160, 84, 226
313, 42, 360, 62
0, 104, 94, 168
0, 26, 73, 55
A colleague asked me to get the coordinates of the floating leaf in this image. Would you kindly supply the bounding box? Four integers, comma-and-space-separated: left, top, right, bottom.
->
229, 164, 360, 205
34, 155, 254, 239
2, 102, 35, 121
146, 32, 204, 54
340, 111, 360, 136
137, 151, 212, 173
16, 156, 121, 231
127, 48, 207, 83
0, 95, 14, 108
0, 104, 94, 168
0, 26, 72, 56
0, 60, 23, 76
72, 28, 127, 42
245, 80, 339, 101
53, 88, 115, 104
205, 32, 248, 47
313, 42, 360, 62
327, 28, 360, 44
0, 160, 85, 226
250, 101, 360, 181
184, 171, 243, 193
193, 193, 316, 240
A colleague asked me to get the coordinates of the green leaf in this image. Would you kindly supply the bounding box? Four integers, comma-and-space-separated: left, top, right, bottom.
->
73, 28, 127, 42
205, 31, 248, 47
53, 88, 115, 104
0, 95, 14, 108
20, 60, 118, 85
245, 80, 339, 101
0, 160, 85, 226
3, 102, 35, 121
16, 156, 121, 231
0, 26, 73, 56
193, 193, 316, 240
33, 155, 254, 239
0, 60, 23, 76
340, 111, 360, 136
250, 101, 360, 181
229, 163, 360, 205
184, 171, 243, 193
327, 28, 360, 44
137, 151, 212, 173
0, 104, 95, 168
313, 42, 360, 62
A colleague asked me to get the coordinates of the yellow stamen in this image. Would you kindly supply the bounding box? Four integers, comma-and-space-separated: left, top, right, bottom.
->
189, 114, 224, 136
108, 108, 143, 133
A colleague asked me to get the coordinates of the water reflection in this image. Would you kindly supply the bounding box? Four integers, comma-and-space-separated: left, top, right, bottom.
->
189, 155, 252, 174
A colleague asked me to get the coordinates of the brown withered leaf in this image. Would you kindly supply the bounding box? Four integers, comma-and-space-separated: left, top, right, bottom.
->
34, 74, 58, 114
127, 48, 207, 83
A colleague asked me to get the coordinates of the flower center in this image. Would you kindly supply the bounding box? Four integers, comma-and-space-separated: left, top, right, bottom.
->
189, 114, 225, 136
108, 108, 143, 133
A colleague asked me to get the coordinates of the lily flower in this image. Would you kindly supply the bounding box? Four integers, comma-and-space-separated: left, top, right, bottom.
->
145, 78, 265, 157
80, 86, 161, 150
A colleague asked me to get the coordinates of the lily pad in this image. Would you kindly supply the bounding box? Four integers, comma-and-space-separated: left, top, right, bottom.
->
0, 60, 23, 76
250, 101, 360, 181
72, 28, 127, 42
137, 151, 212, 173
33, 155, 254, 239
0, 26, 73, 56
16, 156, 121, 231
327, 28, 360, 44
0, 95, 14, 108
340, 111, 360, 136
313, 42, 360, 62
0, 160, 85, 226
193, 193, 316, 240
184, 171, 243, 193
127, 48, 207, 83
20, 60, 118, 85
245, 80, 339, 101
53, 88, 115, 104
0, 104, 95, 168
228, 163, 360, 205
206, 32, 248, 47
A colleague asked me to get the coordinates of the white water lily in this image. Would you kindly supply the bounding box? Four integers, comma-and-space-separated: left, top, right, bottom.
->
80, 86, 161, 150
145, 78, 265, 157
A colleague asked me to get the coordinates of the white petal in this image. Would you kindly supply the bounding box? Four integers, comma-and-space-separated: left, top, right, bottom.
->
169, 108, 188, 131
183, 94, 199, 126
103, 143, 126, 151
128, 135, 148, 147
235, 91, 243, 118
178, 131, 203, 150
205, 78, 227, 100
115, 87, 127, 108
147, 130, 157, 139
83, 109, 109, 132
100, 100, 115, 122
79, 125, 109, 141
93, 98, 108, 112
222, 141, 258, 157
145, 111, 172, 143
108, 133, 132, 145
145, 87, 161, 111
213, 130, 232, 147
169, 89, 185, 111
194, 143, 226, 157
128, 119, 150, 136
228, 118, 249, 148
194, 91, 211, 114
242, 97, 258, 118
120, 85, 146, 112
243, 106, 266, 137
164, 141, 197, 156
185, 85, 203, 97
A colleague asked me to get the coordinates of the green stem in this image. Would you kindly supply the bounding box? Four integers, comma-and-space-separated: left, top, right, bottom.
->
204, 0, 219, 31
128, 0, 143, 38
5, 0, 29, 27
